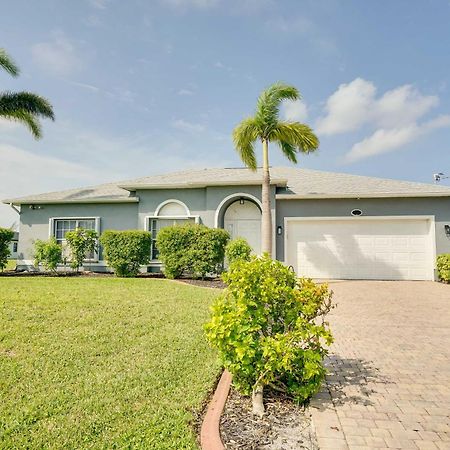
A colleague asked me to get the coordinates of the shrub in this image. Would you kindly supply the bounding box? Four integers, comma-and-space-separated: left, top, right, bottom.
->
100, 230, 152, 277
204, 255, 333, 415
65, 228, 98, 271
437, 254, 450, 283
156, 224, 230, 279
225, 238, 252, 265
0, 227, 14, 271
34, 238, 62, 272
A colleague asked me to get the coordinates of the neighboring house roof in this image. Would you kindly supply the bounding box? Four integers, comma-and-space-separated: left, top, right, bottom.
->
3, 167, 450, 205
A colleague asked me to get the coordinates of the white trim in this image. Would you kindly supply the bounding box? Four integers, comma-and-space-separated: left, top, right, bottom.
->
283, 215, 436, 281
49, 216, 101, 262
154, 199, 191, 216
214, 193, 263, 228
5, 198, 139, 205
276, 192, 450, 200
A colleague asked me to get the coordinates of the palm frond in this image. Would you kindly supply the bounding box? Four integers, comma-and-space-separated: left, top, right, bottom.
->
0, 49, 19, 77
0, 110, 42, 138
279, 141, 298, 163
255, 82, 300, 135
0, 91, 55, 120
271, 122, 319, 154
232, 117, 259, 170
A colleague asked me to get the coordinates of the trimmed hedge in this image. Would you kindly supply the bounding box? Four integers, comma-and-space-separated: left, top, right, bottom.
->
156, 223, 230, 279
225, 238, 252, 265
437, 254, 450, 283
0, 227, 14, 271
100, 230, 152, 277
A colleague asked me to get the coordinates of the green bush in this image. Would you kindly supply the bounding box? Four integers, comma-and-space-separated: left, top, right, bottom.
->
34, 238, 62, 272
437, 254, 450, 282
0, 227, 14, 271
100, 230, 152, 277
65, 228, 98, 271
156, 224, 230, 279
205, 255, 333, 406
225, 238, 252, 265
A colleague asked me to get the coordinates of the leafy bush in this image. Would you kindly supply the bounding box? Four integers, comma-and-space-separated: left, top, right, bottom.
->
437, 254, 450, 282
65, 228, 98, 271
34, 238, 62, 272
156, 224, 230, 279
204, 256, 333, 414
225, 238, 252, 265
100, 230, 152, 277
0, 227, 14, 271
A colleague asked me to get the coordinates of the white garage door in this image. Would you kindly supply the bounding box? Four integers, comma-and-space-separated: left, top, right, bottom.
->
285, 218, 435, 281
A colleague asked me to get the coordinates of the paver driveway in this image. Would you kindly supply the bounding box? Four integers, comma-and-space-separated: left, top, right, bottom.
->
310, 281, 450, 450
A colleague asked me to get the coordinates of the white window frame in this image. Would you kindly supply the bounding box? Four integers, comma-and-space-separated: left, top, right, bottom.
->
49, 216, 101, 262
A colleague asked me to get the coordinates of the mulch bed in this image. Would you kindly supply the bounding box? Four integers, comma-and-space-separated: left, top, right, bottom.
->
178, 277, 226, 289
220, 387, 318, 450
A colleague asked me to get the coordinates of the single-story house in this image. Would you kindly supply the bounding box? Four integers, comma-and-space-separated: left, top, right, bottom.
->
4, 166, 450, 280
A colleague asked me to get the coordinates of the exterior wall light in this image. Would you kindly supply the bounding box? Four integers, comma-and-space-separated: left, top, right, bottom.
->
445, 224, 450, 237
239, 198, 245, 205
277, 225, 283, 235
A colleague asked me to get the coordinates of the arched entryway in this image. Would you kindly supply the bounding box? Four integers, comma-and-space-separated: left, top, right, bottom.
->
215, 194, 262, 255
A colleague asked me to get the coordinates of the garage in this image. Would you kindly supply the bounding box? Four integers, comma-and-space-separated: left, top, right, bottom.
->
285, 216, 435, 281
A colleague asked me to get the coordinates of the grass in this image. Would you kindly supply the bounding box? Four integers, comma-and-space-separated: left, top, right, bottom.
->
0, 278, 221, 449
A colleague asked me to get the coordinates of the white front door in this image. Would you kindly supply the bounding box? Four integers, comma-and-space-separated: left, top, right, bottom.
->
286, 217, 435, 281
224, 200, 261, 255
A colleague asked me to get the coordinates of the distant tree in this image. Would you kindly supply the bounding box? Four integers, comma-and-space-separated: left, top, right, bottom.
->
0, 48, 54, 138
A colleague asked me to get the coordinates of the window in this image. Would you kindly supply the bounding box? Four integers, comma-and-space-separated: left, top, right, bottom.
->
13, 242, 18, 253
52, 218, 98, 261
149, 217, 195, 260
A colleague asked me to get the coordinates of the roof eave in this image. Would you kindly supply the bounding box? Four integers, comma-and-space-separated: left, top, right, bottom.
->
3, 197, 140, 206
276, 192, 450, 200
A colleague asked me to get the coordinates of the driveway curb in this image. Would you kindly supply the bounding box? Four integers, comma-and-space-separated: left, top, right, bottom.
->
200, 369, 232, 450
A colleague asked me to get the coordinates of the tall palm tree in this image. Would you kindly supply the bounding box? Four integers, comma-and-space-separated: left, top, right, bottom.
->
233, 82, 319, 257
0, 48, 54, 138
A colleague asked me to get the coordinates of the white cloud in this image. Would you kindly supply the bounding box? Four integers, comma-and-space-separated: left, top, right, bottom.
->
282, 99, 308, 122
316, 78, 440, 135
178, 88, 194, 96
316, 78, 376, 135
160, 0, 219, 8
345, 115, 450, 163
315, 78, 449, 163
31, 31, 82, 76
172, 119, 205, 133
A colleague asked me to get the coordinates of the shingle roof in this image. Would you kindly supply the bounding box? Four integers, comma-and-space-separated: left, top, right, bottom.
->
3, 167, 450, 205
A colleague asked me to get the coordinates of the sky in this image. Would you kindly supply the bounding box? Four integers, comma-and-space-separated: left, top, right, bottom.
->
1, 0, 450, 227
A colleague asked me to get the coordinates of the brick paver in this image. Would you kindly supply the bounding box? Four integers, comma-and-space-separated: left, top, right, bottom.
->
310, 281, 450, 450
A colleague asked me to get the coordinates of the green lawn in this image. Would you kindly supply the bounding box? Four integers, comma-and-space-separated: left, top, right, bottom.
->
0, 278, 221, 449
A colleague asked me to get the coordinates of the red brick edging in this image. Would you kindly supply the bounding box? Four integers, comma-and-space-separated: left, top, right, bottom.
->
200, 370, 232, 450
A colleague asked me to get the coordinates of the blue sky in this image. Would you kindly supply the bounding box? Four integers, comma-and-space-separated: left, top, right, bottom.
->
1, 0, 450, 227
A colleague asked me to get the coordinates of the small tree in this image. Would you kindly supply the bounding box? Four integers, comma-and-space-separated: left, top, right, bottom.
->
33, 238, 62, 272
0, 227, 14, 271
225, 238, 252, 265
100, 230, 152, 277
205, 256, 333, 417
65, 228, 98, 271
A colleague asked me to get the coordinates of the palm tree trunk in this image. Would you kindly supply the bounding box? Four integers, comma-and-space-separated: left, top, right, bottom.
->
252, 383, 265, 417
261, 139, 272, 256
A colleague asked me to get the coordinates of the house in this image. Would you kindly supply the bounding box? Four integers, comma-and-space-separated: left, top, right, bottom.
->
8, 231, 19, 260
4, 167, 450, 280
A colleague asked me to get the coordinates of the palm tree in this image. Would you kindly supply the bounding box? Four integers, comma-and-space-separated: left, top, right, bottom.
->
233, 82, 319, 257
0, 48, 54, 138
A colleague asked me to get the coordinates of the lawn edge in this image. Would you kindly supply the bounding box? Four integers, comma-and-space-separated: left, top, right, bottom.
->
200, 369, 232, 450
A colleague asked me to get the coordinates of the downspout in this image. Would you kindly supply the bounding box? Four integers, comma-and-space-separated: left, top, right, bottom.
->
9, 203, 20, 215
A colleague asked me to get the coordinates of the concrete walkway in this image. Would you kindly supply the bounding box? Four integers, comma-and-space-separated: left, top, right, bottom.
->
310, 281, 450, 450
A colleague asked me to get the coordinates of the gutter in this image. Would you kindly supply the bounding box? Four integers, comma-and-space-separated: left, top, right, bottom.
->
276, 192, 450, 200
8, 203, 20, 215
3, 197, 140, 206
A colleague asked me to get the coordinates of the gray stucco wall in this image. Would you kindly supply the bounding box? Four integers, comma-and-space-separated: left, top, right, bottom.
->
18, 203, 138, 263
275, 197, 450, 262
